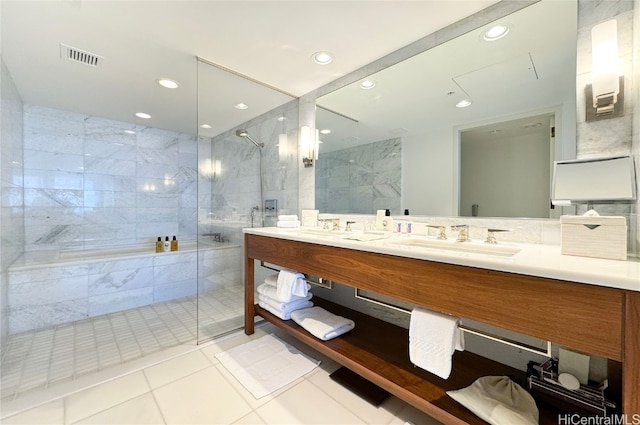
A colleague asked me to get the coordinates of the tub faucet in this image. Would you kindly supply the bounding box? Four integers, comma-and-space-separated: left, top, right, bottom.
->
451, 225, 469, 242
427, 225, 447, 240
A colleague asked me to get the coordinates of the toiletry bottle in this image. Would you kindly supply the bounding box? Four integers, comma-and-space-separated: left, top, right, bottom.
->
155, 237, 163, 253
171, 236, 178, 251
404, 209, 410, 215
375, 210, 385, 231
164, 236, 170, 252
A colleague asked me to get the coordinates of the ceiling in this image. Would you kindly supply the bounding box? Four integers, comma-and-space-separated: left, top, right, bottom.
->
1, 0, 500, 137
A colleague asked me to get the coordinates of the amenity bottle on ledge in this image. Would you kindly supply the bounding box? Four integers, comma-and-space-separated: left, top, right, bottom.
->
171, 236, 178, 251
156, 237, 164, 253
163, 236, 170, 252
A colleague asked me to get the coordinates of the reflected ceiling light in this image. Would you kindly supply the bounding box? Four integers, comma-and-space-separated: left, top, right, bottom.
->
359, 80, 376, 89
124, 130, 136, 135
320, 129, 331, 134
483, 23, 510, 41
311, 51, 333, 65
277, 116, 286, 122
157, 78, 180, 89
235, 103, 248, 110
135, 112, 151, 119
200, 124, 212, 129
456, 99, 472, 108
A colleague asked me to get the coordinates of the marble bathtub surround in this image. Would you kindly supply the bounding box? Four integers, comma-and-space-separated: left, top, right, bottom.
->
7, 244, 242, 334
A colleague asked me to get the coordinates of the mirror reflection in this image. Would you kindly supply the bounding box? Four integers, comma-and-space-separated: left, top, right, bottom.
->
316, 0, 577, 218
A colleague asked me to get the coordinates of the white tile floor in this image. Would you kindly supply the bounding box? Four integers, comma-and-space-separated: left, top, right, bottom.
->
1, 286, 245, 402
0, 323, 443, 425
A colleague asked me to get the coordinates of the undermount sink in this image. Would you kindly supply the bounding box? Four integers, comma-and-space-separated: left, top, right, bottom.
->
387, 238, 521, 257
295, 228, 352, 237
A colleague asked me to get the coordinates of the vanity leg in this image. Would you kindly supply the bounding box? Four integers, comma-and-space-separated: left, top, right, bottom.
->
623, 291, 640, 416
244, 242, 255, 335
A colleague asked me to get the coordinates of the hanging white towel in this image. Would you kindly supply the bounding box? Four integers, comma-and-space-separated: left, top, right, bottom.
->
409, 307, 464, 380
278, 215, 299, 221
258, 294, 313, 314
290, 306, 355, 341
276, 270, 308, 301
264, 274, 278, 287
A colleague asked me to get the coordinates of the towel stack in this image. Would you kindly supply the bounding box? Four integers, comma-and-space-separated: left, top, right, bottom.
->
257, 271, 312, 320
277, 215, 300, 228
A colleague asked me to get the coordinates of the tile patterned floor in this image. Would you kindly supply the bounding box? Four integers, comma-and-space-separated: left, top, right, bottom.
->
0, 323, 443, 425
1, 285, 244, 402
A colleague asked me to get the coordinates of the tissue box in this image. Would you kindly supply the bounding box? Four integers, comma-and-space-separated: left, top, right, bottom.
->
560, 215, 627, 260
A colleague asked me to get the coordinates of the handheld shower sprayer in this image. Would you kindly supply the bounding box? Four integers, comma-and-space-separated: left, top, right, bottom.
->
235, 129, 264, 148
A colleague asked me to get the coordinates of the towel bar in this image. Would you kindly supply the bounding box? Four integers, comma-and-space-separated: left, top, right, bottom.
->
354, 288, 552, 357
259, 261, 333, 289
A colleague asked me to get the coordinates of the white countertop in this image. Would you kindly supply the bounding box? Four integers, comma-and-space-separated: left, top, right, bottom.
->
244, 227, 640, 292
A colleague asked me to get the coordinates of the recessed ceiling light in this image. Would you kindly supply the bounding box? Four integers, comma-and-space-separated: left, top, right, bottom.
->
456, 99, 472, 108
359, 80, 376, 89
311, 51, 333, 65
235, 103, 248, 110
200, 124, 212, 129
320, 129, 331, 135
157, 78, 180, 89
483, 24, 511, 41
135, 112, 151, 119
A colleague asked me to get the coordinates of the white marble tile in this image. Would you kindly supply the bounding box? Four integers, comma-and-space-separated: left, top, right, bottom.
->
88, 267, 154, 297
1, 399, 65, 424
85, 138, 137, 160
23, 169, 83, 190
153, 279, 197, 303
73, 392, 164, 425
143, 350, 211, 389
24, 150, 84, 173
23, 188, 83, 208
88, 287, 153, 317
84, 174, 136, 192
9, 264, 89, 285
9, 275, 88, 307
9, 299, 89, 334
153, 261, 197, 285
84, 157, 136, 177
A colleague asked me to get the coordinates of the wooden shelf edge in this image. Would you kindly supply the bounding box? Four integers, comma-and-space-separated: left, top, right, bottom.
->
254, 298, 562, 425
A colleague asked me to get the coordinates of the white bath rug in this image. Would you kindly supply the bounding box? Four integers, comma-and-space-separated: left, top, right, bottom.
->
215, 333, 320, 399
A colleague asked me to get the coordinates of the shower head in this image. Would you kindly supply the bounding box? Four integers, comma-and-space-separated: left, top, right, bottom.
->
235, 129, 264, 148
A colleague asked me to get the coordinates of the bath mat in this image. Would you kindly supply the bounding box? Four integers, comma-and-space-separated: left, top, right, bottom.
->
215, 333, 320, 399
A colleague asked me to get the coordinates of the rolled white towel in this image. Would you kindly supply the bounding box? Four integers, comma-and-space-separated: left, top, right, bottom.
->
278, 214, 299, 221
258, 294, 313, 314
276, 270, 308, 301
277, 220, 301, 228
290, 306, 355, 341
257, 282, 310, 302
259, 300, 292, 320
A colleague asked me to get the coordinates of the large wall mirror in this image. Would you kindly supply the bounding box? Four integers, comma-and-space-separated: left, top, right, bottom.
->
316, 0, 577, 218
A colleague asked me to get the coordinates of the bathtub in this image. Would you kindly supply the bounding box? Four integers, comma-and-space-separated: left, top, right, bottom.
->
7, 241, 243, 334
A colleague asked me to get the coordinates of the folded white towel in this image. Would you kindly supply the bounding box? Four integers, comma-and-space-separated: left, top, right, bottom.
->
259, 300, 292, 320
258, 294, 313, 313
409, 307, 464, 380
277, 220, 301, 228
264, 274, 278, 287
278, 214, 299, 221
258, 281, 310, 301
290, 306, 355, 341
276, 270, 308, 301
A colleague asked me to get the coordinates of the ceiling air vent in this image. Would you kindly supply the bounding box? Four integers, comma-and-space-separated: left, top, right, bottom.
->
60, 43, 103, 68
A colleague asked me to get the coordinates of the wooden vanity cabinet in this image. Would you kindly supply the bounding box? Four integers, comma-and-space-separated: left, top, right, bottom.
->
244, 234, 639, 424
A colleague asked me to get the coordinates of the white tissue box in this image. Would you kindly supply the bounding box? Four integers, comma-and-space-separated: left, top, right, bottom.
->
560, 215, 627, 260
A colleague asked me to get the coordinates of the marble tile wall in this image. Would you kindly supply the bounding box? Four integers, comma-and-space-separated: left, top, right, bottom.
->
7, 245, 241, 333
1, 59, 25, 343
315, 138, 401, 214
22, 104, 198, 252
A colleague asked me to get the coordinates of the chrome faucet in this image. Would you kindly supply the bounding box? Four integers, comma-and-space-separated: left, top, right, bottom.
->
427, 225, 447, 240
332, 218, 340, 231
485, 228, 511, 244
345, 221, 355, 232
451, 225, 470, 242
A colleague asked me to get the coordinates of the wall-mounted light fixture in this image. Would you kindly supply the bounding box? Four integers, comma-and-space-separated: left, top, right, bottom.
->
278, 133, 288, 162
586, 19, 624, 121
301, 125, 316, 167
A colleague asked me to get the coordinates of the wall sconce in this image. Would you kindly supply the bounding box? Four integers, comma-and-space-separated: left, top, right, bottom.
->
278, 133, 288, 162
301, 125, 315, 167
586, 19, 624, 121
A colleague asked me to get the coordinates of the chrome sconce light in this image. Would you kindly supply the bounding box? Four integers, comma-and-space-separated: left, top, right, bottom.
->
301, 125, 317, 167
586, 19, 624, 121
